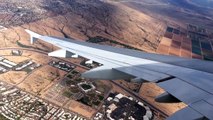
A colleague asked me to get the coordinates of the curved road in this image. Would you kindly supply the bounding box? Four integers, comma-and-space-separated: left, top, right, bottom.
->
0, 47, 168, 118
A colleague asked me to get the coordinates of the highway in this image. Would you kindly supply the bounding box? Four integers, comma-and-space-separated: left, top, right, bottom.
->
0, 47, 168, 119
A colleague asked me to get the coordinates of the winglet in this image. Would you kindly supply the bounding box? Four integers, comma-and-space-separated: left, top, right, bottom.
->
25, 29, 42, 44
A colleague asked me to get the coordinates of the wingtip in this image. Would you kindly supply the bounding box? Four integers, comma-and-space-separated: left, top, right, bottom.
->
25, 29, 41, 37
25, 29, 42, 44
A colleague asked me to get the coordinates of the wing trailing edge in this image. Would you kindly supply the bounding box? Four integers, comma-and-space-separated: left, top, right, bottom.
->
25, 30, 213, 120
82, 66, 134, 80
167, 107, 204, 120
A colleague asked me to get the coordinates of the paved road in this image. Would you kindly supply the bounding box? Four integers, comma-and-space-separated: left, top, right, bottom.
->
0, 47, 90, 119
110, 80, 168, 118
0, 47, 168, 118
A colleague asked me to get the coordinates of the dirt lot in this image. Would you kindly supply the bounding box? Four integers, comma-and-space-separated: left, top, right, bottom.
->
66, 100, 97, 119
0, 71, 27, 85
0, 1, 204, 118
3, 56, 30, 64
0, 50, 12, 56
0, 0, 167, 53
18, 65, 67, 94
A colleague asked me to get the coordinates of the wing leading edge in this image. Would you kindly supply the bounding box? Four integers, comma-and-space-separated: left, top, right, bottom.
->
26, 30, 213, 120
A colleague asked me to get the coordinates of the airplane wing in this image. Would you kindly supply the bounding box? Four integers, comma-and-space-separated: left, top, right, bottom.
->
26, 30, 213, 120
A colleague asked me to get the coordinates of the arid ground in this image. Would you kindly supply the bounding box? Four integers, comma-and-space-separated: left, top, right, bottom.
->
0, 0, 212, 119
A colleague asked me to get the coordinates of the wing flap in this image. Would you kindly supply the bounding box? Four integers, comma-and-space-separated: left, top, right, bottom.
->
158, 78, 210, 104
167, 106, 204, 120
158, 78, 213, 120
165, 67, 213, 95
81, 66, 134, 80
115, 66, 170, 82
191, 100, 213, 119
25, 30, 213, 119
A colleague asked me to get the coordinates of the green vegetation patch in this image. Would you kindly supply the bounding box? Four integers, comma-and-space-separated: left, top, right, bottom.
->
75, 78, 82, 82
67, 74, 73, 79
87, 36, 140, 50
80, 84, 92, 90
95, 81, 112, 94
63, 91, 73, 98
16, 41, 31, 48
71, 70, 79, 75
88, 93, 96, 98
23, 68, 33, 74
0, 114, 9, 120
98, 95, 104, 101
0, 103, 4, 106
92, 101, 101, 106
69, 87, 80, 93
192, 46, 202, 55
166, 27, 173, 32
65, 80, 75, 86
78, 96, 91, 106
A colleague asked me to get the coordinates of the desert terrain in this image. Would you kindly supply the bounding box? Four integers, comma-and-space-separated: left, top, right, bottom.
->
0, 0, 167, 52
0, 0, 212, 119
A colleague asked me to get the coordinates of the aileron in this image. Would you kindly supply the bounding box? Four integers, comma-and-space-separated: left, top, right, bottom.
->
25, 30, 213, 120
158, 78, 210, 104
191, 100, 213, 119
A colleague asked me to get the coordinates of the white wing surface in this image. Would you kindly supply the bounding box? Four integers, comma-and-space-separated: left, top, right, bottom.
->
26, 30, 213, 120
